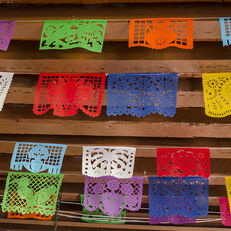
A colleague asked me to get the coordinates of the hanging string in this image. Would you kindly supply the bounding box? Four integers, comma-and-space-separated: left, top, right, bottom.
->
0, 139, 231, 150
14, 16, 224, 23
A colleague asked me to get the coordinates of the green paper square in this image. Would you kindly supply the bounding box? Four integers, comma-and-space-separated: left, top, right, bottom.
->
40, 20, 107, 53
2, 172, 63, 217
80, 194, 126, 224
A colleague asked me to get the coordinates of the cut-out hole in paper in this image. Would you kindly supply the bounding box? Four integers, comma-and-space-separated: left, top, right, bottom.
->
10, 142, 67, 174
0, 72, 14, 111
40, 20, 107, 53
84, 176, 143, 217
129, 18, 193, 49
82, 146, 136, 178
148, 177, 209, 219
0, 21, 15, 51
2, 172, 63, 217
202, 73, 231, 118
107, 73, 178, 118
33, 73, 106, 117
157, 148, 210, 178
80, 194, 126, 224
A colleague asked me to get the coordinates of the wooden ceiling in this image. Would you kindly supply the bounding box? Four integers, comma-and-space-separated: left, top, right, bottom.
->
0, 1, 231, 231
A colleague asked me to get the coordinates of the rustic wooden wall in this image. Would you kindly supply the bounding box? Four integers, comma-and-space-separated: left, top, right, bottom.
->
0, 1, 231, 231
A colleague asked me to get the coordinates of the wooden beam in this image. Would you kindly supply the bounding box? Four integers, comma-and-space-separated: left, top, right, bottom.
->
1, 140, 231, 158
1, 106, 231, 138
11, 20, 221, 42
1, 59, 231, 74
0, 0, 223, 3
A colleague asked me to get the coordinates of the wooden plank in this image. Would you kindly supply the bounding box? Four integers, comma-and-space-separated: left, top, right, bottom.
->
2, 139, 231, 158
0, 0, 223, 3
1, 59, 231, 74
1, 106, 231, 138
0, 219, 228, 231
11, 20, 221, 42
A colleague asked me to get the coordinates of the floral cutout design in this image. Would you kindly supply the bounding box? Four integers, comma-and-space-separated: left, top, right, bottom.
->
2, 172, 63, 216
202, 73, 231, 118
219, 18, 231, 46
0, 21, 15, 51
219, 198, 231, 226
107, 73, 179, 118
157, 148, 210, 178
0, 72, 14, 111
148, 177, 209, 219
82, 146, 136, 178
10, 142, 67, 174
33, 73, 106, 117
84, 176, 143, 217
80, 194, 126, 224
8, 211, 52, 220
40, 20, 107, 52
129, 18, 193, 49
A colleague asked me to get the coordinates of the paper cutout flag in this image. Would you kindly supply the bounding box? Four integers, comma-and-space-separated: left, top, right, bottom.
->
40, 20, 107, 52
8, 211, 52, 220
82, 146, 136, 178
219, 197, 231, 226
80, 194, 126, 224
202, 73, 231, 118
10, 142, 67, 174
129, 18, 193, 49
0, 72, 14, 111
219, 18, 231, 46
84, 176, 143, 217
150, 216, 196, 225
148, 177, 209, 219
157, 148, 210, 178
107, 73, 178, 118
33, 73, 106, 117
226, 177, 231, 213
0, 21, 15, 51
2, 172, 63, 217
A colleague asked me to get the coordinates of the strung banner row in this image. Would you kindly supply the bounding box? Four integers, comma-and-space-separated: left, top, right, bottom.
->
2, 173, 231, 226
1, 72, 231, 118
1, 18, 231, 52
2, 141, 231, 225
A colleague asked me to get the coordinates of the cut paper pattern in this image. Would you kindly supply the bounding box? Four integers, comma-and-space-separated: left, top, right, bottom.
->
40, 20, 107, 53
226, 177, 231, 212
150, 216, 196, 225
10, 142, 67, 174
0, 72, 14, 111
148, 177, 209, 219
129, 18, 193, 49
33, 73, 106, 117
0, 21, 15, 51
202, 73, 231, 118
219, 18, 231, 46
80, 194, 126, 224
2, 172, 63, 216
157, 148, 210, 178
219, 198, 231, 226
107, 73, 179, 118
84, 176, 143, 217
8, 211, 52, 220
82, 146, 136, 178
